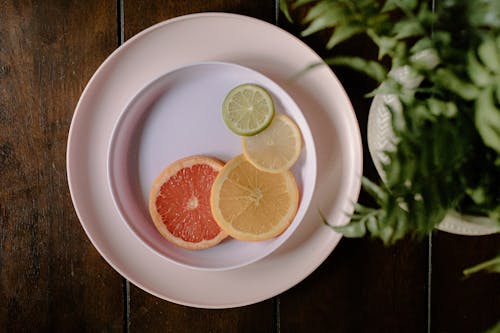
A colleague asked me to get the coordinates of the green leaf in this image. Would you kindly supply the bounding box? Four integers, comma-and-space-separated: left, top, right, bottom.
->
469, 0, 500, 29
326, 56, 387, 82
375, 195, 400, 244
293, 0, 319, 8
366, 215, 381, 236
478, 36, 500, 73
463, 255, 500, 276
302, 1, 338, 23
301, 6, 345, 37
279, 0, 293, 23
485, 320, 500, 333
426, 98, 458, 118
392, 206, 409, 242
382, 0, 418, 12
431, 31, 452, 51
361, 177, 388, 206
353, 203, 376, 214
412, 103, 434, 124
418, 133, 431, 178
489, 205, 500, 224
408, 193, 427, 231
387, 99, 406, 133
443, 102, 458, 118
410, 48, 440, 70
401, 154, 417, 184
434, 68, 480, 100
326, 24, 364, 49
381, 0, 398, 13
427, 180, 447, 228
467, 50, 493, 86
416, 2, 434, 24
475, 88, 500, 154
466, 186, 487, 205
366, 78, 401, 97
497, 81, 500, 104
385, 155, 402, 188
379, 224, 394, 244
410, 37, 433, 53
398, 0, 418, 11
393, 18, 424, 40
368, 30, 398, 59
332, 220, 367, 238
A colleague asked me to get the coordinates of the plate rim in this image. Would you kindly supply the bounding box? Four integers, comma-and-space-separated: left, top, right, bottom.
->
66, 12, 363, 308
106, 60, 318, 271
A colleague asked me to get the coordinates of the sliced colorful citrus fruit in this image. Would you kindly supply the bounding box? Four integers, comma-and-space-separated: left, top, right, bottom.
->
148, 155, 228, 250
210, 155, 299, 241
222, 83, 275, 136
242, 114, 302, 173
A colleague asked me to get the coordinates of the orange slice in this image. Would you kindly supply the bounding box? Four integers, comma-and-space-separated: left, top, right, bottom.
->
210, 155, 299, 241
148, 156, 228, 250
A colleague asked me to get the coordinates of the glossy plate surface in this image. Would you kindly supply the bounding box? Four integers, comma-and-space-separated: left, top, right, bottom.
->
107, 61, 317, 270
67, 13, 362, 308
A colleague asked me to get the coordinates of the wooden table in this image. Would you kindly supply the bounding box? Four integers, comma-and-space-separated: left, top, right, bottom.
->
1, 1, 499, 332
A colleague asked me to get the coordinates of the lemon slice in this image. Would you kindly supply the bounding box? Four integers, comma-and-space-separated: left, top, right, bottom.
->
242, 114, 302, 173
210, 155, 299, 241
222, 84, 275, 136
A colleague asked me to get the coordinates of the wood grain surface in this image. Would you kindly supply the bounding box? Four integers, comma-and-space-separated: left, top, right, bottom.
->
432, 233, 500, 332
0, 0, 498, 332
0, 0, 124, 331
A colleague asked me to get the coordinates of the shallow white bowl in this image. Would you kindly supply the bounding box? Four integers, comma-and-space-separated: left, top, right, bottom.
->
107, 61, 317, 271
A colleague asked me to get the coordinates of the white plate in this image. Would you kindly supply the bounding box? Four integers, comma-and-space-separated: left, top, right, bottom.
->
107, 61, 317, 270
67, 13, 362, 308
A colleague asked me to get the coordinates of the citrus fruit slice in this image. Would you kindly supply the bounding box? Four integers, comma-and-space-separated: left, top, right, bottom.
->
242, 114, 302, 173
210, 155, 299, 241
148, 156, 228, 250
222, 83, 275, 136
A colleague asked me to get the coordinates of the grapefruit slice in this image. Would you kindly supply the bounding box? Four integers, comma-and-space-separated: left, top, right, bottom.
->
148, 156, 228, 250
210, 155, 299, 241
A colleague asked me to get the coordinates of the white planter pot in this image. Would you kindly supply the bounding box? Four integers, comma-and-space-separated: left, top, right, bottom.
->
367, 88, 500, 236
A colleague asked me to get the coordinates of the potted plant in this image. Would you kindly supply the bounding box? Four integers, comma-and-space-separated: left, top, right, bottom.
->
281, 0, 499, 269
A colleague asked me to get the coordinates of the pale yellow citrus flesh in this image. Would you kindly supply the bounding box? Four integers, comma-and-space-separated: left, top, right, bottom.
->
242, 114, 302, 173
210, 155, 299, 241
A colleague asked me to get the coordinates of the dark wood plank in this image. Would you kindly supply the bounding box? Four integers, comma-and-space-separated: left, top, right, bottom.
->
124, 0, 277, 40
128, 293, 275, 333
432, 232, 500, 332
123, 1, 277, 331
0, 1, 124, 331
277, 11, 428, 333
279, 238, 428, 332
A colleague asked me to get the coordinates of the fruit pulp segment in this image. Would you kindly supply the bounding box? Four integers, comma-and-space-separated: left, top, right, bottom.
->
243, 114, 302, 171
226, 89, 271, 130
155, 164, 221, 242
218, 160, 292, 234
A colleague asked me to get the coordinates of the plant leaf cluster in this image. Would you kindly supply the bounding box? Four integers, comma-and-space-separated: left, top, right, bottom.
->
283, 0, 500, 244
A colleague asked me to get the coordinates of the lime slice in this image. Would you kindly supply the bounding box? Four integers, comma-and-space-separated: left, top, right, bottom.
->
222, 84, 275, 136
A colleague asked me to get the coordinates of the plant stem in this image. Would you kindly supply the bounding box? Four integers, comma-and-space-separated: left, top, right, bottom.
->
463, 255, 500, 276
